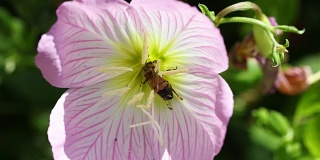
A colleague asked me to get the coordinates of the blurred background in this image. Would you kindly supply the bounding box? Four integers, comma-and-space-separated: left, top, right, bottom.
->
0, 0, 319, 159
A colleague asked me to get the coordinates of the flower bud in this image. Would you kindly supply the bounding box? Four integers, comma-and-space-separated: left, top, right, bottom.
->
252, 14, 274, 58
275, 66, 312, 95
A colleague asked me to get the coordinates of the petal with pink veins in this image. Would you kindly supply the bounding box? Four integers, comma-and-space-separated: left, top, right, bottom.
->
49, 77, 160, 160
132, 6, 228, 75
150, 73, 233, 160
75, 0, 129, 11
48, 67, 233, 160
39, 0, 234, 159
131, 0, 194, 13
36, 2, 143, 88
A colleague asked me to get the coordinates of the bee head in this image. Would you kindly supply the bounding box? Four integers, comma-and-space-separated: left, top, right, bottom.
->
142, 61, 157, 76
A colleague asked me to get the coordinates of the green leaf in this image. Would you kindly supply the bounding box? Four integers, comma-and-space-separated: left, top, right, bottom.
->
303, 117, 320, 157
252, 108, 291, 137
294, 82, 320, 158
250, 125, 283, 151
274, 142, 302, 160
221, 58, 263, 95
269, 110, 291, 137
294, 82, 320, 126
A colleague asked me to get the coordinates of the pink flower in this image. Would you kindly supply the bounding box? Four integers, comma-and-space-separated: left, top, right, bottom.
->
36, 0, 233, 159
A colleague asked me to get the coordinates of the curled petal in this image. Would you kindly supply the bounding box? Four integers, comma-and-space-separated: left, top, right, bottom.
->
36, 34, 62, 85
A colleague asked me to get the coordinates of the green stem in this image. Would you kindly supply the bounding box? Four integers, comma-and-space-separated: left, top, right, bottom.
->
215, 1, 263, 22
274, 25, 305, 35
266, 30, 280, 47
217, 17, 276, 34
198, 4, 216, 21
218, 16, 286, 66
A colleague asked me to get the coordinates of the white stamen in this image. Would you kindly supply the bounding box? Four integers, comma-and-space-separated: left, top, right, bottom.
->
97, 66, 133, 73
137, 104, 149, 110
128, 92, 145, 105
129, 90, 164, 146
141, 107, 153, 119
146, 90, 155, 109
142, 32, 148, 64
149, 102, 163, 146
155, 59, 161, 76
151, 121, 164, 146
160, 68, 189, 76
102, 87, 130, 97
140, 107, 163, 146
129, 121, 152, 128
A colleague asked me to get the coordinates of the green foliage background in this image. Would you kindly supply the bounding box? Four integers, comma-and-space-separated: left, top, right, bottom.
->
0, 0, 319, 159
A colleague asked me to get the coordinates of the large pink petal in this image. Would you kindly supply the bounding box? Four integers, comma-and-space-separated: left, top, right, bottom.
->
49, 74, 233, 160
153, 73, 233, 159
36, 2, 140, 88
48, 78, 162, 160
130, 0, 192, 12
76, 0, 129, 9
133, 5, 228, 75
214, 76, 234, 154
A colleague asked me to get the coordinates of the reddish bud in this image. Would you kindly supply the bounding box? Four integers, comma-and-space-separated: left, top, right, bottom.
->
275, 66, 312, 95
229, 33, 257, 69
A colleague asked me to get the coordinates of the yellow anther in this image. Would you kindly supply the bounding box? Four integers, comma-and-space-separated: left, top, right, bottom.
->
128, 92, 145, 105
146, 90, 155, 109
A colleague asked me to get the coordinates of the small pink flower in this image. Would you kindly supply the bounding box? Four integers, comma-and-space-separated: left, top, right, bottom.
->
36, 0, 233, 159
268, 17, 282, 35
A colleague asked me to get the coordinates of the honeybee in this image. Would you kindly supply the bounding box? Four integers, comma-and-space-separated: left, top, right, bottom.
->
142, 60, 182, 109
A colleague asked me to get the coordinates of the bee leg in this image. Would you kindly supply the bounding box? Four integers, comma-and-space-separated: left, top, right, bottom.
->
166, 66, 178, 71
140, 80, 145, 87
172, 88, 183, 100
139, 68, 143, 75
165, 101, 173, 110
141, 78, 149, 85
